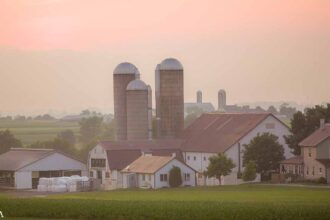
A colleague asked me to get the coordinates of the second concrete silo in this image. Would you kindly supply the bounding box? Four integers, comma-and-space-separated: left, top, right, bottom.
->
126, 79, 150, 140
218, 89, 226, 112
155, 58, 184, 138
113, 62, 139, 141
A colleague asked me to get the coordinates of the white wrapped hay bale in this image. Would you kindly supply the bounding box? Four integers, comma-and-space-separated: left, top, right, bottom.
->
52, 184, 67, 192
37, 185, 47, 192
38, 178, 49, 186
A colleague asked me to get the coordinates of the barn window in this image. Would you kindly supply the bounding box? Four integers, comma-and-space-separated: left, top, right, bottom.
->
184, 173, 190, 181
320, 167, 322, 174
312, 167, 315, 176
90, 171, 93, 178
193, 156, 196, 161
105, 172, 110, 178
160, 174, 168, 182
91, 159, 106, 168
308, 148, 312, 157
203, 156, 206, 161
187, 156, 190, 160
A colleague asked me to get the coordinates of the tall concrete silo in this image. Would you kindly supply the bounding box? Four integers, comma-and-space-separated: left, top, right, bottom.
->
155, 58, 184, 138
197, 90, 202, 104
218, 89, 226, 112
126, 79, 149, 140
113, 62, 139, 141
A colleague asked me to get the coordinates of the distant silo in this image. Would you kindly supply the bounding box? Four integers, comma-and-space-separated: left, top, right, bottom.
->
126, 79, 149, 140
155, 58, 184, 138
218, 89, 226, 111
197, 90, 202, 104
147, 85, 153, 140
113, 62, 139, 141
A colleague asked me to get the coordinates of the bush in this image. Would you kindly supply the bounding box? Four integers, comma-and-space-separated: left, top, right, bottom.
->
318, 177, 327, 184
242, 161, 257, 181
169, 166, 182, 187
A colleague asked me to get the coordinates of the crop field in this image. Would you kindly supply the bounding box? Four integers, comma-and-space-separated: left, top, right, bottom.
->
0, 120, 79, 145
2, 185, 330, 220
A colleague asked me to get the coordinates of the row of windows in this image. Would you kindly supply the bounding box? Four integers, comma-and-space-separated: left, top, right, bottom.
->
306, 166, 322, 176
91, 159, 106, 168
90, 171, 110, 178
187, 156, 207, 161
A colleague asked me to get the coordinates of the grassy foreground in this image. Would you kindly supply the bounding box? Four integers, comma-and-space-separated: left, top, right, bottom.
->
2, 185, 330, 220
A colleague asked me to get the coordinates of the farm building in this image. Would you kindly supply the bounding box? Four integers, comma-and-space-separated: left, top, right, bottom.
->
88, 140, 184, 190
122, 155, 196, 189
181, 113, 293, 185
0, 148, 87, 189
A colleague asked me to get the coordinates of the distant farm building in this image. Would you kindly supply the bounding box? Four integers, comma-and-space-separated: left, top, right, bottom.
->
0, 148, 87, 189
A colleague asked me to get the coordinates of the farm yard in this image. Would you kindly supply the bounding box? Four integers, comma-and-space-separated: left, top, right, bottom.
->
2, 184, 330, 220
0, 119, 79, 145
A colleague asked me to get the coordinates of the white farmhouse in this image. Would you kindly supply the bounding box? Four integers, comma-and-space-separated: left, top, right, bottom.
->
88, 140, 184, 190
122, 155, 196, 189
0, 148, 87, 189
180, 113, 293, 185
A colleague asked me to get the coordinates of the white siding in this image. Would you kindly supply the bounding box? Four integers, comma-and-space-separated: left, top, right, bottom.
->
183, 115, 292, 185
20, 153, 87, 172
154, 159, 196, 189
15, 171, 32, 189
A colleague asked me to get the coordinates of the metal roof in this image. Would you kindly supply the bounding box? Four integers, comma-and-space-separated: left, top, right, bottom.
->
159, 58, 183, 71
181, 113, 276, 153
121, 155, 174, 174
0, 148, 55, 171
113, 62, 139, 75
299, 124, 330, 147
126, 79, 148, 91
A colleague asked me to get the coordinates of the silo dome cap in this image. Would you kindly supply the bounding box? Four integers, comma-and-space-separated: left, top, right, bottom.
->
113, 62, 139, 75
126, 79, 148, 91
159, 58, 183, 70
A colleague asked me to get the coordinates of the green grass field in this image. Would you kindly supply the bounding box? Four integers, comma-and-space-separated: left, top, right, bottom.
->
0, 120, 79, 145
2, 185, 330, 220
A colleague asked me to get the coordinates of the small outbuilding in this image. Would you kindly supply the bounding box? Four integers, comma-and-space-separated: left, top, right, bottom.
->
0, 148, 87, 189
121, 155, 196, 189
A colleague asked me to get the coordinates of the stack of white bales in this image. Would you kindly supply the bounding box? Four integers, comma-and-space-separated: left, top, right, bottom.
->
37, 176, 89, 192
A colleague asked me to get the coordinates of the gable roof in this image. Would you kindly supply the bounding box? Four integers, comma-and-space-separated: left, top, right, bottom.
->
121, 155, 174, 174
181, 113, 280, 153
0, 148, 55, 171
107, 149, 142, 170
299, 124, 330, 147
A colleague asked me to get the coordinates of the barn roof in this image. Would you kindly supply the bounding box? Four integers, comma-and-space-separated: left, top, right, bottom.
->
0, 148, 55, 171
121, 155, 174, 174
181, 113, 281, 153
299, 124, 330, 147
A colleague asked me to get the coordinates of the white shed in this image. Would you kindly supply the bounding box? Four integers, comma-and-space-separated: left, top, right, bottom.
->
0, 148, 87, 189
121, 155, 196, 189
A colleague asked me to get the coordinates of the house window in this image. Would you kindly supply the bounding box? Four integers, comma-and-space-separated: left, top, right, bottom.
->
312, 167, 315, 176
320, 167, 322, 174
193, 156, 196, 161
184, 173, 191, 181
142, 174, 146, 181
187, 156, 190, 160
90, 171, 93, 177
105, 172, 110, 178
91, 159, 106, 168
203, 156, 206, 161
308, 148, 312, 157
148, 174, 151, 181
160, 174, 168, 182
306, 167, 309, 175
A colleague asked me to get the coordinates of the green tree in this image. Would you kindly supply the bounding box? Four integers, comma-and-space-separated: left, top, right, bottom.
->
101, 120, 115, 140
79, 116, 104, 144
205, 153, 235, 185
242, 160, 257, 181
243, 133, 284, 180
29, 137, 76, 156
285, 104, 330, 155
58, 129, 76, 146
0, 130, 22, 154
169, 166, 182, 187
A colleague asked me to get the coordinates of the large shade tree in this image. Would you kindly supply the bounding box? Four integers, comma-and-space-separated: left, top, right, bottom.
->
285, 104, 330, 155
243, 133, 284, 180
0, 130, 22, 154
205, 153, 235, 185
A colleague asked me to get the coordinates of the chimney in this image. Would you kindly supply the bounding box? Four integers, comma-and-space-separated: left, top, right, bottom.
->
320, 118, 325, 129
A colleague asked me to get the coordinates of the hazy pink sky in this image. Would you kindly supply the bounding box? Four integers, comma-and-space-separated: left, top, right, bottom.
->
0, 0, 329, 115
